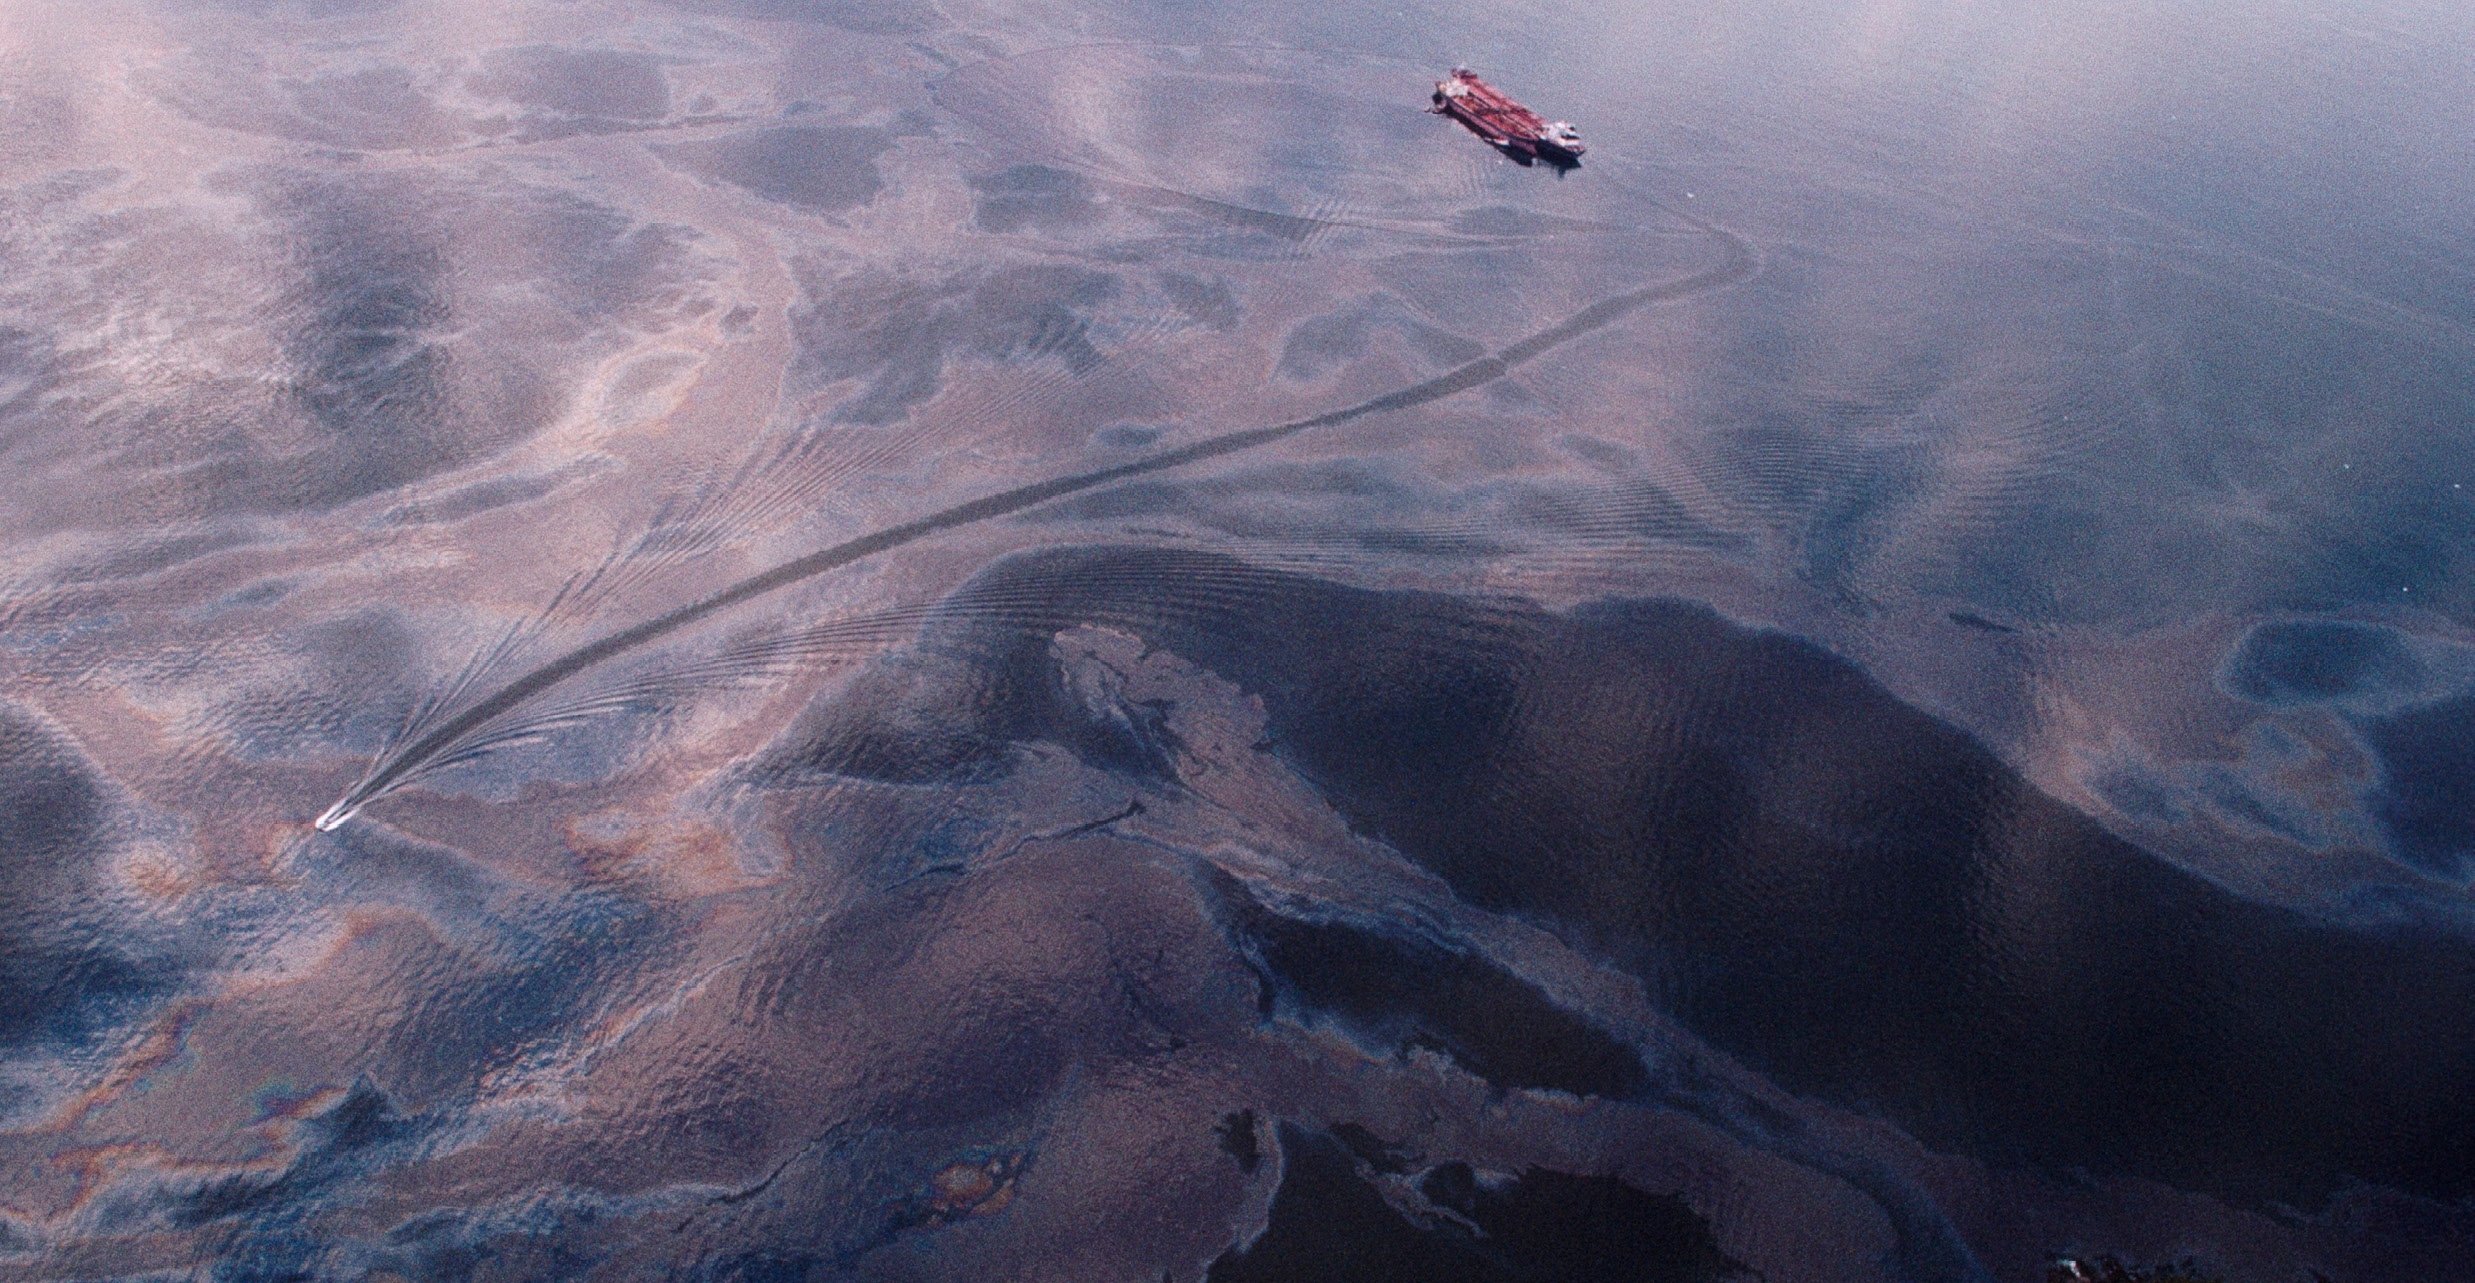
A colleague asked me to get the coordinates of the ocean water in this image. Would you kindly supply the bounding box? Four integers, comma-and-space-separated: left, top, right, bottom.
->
1, 1, 2471, 1279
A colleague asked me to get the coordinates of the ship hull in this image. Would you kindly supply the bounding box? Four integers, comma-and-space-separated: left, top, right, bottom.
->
1431, 70, 1584, 167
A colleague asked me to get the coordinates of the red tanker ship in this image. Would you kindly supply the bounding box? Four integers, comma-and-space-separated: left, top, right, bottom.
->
1430, 69, 1585, 166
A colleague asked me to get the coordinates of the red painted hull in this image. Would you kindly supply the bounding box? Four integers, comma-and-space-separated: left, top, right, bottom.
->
1430, 70, 1585, 164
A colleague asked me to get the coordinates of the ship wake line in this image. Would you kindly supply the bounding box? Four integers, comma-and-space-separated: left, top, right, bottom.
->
315, 211, 1759, 831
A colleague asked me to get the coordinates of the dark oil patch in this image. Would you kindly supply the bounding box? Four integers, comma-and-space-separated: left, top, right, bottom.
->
1159, 272, 1239, 331
2363, 691, 2475, 879
909, 547, 2475, 1209
659, 126, 895, 213
278, 177, 461, 501
1096, 424, 1163, 449
1206, 1121, 1744, 1283
176, 1078, 433, 1228
0, 706, 178, 1057
785, 263, 1119, 424
469, 46, 670, 121
1216, 1110, 1261, 1173
969, 165, 1100, 234
1213, 874, 1649, 1099
2223, 620, 2426, 705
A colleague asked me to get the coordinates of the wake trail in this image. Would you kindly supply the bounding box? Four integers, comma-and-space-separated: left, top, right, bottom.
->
317, 207, 1758, 830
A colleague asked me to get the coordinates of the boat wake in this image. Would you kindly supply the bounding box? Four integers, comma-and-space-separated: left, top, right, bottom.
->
317, 46, 1762, 831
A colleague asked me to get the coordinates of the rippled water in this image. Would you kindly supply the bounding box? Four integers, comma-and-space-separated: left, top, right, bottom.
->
2, 1, 2472, 1279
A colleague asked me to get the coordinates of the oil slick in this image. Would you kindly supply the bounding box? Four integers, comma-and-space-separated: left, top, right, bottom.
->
317, 200, 1756, 830
15, 2, 2475, 1278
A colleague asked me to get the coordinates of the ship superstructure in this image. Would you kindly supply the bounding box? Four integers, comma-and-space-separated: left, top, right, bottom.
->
1431, 69, 1585, 165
